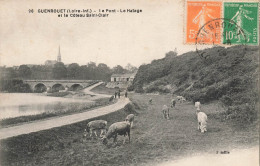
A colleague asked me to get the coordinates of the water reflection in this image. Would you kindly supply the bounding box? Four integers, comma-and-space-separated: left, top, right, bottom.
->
0, 93, 93, 119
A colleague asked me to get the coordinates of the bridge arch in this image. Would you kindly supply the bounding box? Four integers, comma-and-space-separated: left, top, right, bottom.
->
70, 84, 83, 91
34, 83, 47, 93
52, 84, 65, 92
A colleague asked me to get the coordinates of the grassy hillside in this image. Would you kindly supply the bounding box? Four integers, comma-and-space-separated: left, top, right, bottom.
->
131, 45, 259, 124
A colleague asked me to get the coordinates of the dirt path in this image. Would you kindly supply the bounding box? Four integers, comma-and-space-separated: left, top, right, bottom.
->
0, 82, 130, 140
83, 82, 112, 99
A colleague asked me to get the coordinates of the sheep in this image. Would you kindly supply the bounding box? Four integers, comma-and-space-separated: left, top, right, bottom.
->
125, 114, 135, 128
197, 112, 207, 133
109, 95, 114, 102
176, 96, 186, 103
195, 101, 201, 114
162, 105, 169, 120
171, 99, 176, 108
85, 120, 107, 138
102, 121, 130, 145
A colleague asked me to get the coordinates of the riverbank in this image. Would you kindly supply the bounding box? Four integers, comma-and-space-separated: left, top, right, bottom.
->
0, 93, 258, 165
0, 82, 114, 127
0, 97, 113, 127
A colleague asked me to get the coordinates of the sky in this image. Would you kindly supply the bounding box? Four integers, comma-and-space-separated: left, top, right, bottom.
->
0, 0, 199, 68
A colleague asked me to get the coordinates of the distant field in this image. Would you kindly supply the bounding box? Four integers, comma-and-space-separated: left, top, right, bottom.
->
0, 93, 258, 166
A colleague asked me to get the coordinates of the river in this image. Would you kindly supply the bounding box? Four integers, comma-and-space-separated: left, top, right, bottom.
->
0, 93, 93, 120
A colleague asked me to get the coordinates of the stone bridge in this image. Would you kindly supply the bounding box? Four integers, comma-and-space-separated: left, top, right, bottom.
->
23, 80, 97, 92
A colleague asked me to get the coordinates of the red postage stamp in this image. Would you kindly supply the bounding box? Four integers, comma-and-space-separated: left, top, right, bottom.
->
185, 1, 222, 44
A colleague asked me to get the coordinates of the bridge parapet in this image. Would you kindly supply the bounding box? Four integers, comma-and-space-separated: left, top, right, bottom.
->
23, 80, 99, 92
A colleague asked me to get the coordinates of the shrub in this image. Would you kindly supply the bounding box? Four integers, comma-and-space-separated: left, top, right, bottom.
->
127, 84, 134, 91
124, 102, 138, 114
220, 95, 233, 106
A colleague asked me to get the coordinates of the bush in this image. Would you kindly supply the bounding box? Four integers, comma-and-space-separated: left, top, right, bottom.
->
124, 102, 138, 114
222, 104, 257, 123
127, 85, 134, 91
0, 79, 32, 93
220, 95, 233, 106
135, 85, 144, 93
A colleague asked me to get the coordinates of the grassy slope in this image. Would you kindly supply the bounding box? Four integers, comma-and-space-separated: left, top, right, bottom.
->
132, 45, 259, 123
1, 93, 258, 166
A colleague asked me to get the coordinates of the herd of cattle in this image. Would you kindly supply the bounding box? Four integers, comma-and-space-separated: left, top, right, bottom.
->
84, 96, 207, 145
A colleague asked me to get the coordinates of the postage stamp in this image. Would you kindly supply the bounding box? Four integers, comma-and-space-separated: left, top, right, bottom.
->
185, 1, 259, 45
223, 2, 259, 45
186, 1, 222, 44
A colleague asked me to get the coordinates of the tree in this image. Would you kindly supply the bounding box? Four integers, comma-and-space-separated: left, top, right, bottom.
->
112, 65, 125, 74
125, 63, 138, 73
97, 63, 111, 81
79, 65, 89, 79
87, 62, 97, 79
67, 63, 80, 79
165, 49, 177, 58
52, 62, 67, 79
87, 62, 97, 69
18, 65, 31, 79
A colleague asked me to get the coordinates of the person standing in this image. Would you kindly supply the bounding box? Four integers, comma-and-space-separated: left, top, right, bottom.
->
125, 91, 128, 98
118, 90, 121, 98
114, 91, 117, 98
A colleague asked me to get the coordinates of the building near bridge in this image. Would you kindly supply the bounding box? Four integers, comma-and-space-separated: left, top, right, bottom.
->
44, 46, 62, 66
107, 72, 136, 89
110, 72, 136, 82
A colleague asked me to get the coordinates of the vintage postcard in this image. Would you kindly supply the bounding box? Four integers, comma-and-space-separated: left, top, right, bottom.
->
0, 0, 259, 166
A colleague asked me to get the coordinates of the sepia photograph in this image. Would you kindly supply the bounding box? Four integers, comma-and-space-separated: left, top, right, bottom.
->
0, 0, 259, 165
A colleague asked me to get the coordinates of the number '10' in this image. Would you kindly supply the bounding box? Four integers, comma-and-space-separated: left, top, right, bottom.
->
225, 31, 234, 40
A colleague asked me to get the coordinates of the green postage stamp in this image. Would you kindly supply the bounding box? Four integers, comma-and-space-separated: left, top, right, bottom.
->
224, 2, 259, 45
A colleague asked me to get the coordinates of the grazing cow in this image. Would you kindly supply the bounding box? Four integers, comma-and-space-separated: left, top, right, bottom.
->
162, 105, 169, 120
197, 112, 207, 133
125, 114, 135, 128
171, 99, 176, 108
195, 101, 201, 114
85, 120, 107, 138
102, 121, 131, 145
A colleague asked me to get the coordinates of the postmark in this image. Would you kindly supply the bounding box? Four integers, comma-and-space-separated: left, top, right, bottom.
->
195, 18, 247, 59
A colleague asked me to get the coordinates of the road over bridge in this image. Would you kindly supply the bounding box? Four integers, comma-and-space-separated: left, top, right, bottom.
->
23, 80, 97, 92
